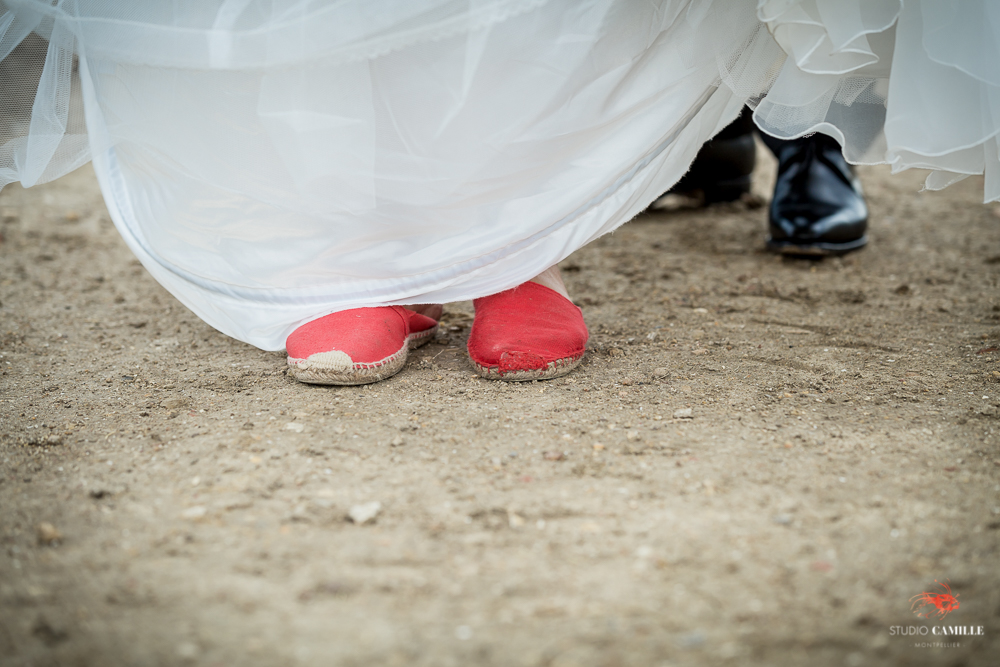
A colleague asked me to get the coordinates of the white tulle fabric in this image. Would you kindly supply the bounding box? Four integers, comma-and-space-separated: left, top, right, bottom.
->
755, 0, 1000, 197
0, 0, 997, 349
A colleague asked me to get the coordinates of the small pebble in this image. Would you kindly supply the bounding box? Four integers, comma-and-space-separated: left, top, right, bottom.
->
623, 442, 647, 455
36, 522, 61, 545
348, 501, 381, 525
176, 642, 199, 659
284, 422, 304, 433
679, 631, 706, 648
625, 430, 640, 441
161, 397, 189, 410
31, 616, 67, 645
88, 485, 124, 499
390, 435, 404, 446
181, 506, 207, 520
543, 451, 564, 461
673, 408, 693, 419
771, 514, 793, 525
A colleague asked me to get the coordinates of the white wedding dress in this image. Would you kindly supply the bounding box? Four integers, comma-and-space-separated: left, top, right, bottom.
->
1, 0, 997, 349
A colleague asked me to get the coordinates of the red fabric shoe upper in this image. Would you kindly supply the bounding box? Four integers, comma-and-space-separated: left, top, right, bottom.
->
287, 306, 427, 364
468, 282, 588, 373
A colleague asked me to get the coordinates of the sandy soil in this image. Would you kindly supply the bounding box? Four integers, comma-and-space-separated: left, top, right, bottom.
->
1, 147, 999, 667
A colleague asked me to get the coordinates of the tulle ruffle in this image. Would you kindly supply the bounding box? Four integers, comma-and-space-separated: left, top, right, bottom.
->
754, 0, 1000, 200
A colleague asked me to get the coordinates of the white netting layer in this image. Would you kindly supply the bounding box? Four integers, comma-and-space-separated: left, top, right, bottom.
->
754, 0, 1000, 197
0, 0, 996, 349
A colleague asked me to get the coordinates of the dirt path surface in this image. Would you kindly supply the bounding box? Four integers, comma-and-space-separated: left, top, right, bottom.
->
2, 151, 999, 667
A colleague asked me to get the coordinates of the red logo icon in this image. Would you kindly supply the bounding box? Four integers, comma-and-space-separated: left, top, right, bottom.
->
910, 580, 960, 620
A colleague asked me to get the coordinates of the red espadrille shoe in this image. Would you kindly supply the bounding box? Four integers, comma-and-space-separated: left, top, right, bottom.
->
468, 282, 588, 381
286, 306, 438, 385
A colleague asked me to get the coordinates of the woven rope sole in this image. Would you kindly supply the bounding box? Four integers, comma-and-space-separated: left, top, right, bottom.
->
471, 352, 583, 382
288, 323, 437, 386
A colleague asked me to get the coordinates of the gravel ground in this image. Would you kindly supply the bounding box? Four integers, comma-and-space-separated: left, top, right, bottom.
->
1, 147, 999, 667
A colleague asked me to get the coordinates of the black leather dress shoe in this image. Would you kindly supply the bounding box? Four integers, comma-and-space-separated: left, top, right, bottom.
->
763, 132, 868, 256
667, 108, 756, 204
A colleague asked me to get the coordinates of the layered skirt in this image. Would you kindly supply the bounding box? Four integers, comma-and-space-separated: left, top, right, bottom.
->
1, 0, 997, 349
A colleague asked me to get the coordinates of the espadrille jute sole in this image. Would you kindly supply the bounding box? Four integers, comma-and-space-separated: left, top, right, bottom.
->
288, 324, 436, 386
471, 352, 583, 382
